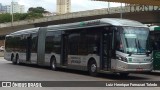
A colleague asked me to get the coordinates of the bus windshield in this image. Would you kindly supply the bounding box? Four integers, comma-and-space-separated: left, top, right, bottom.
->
122, 27, 149, 54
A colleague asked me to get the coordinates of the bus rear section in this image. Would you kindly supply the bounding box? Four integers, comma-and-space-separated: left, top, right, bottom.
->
4, 28, 40, 64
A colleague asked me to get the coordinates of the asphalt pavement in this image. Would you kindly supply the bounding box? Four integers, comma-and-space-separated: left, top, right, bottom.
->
0, 57, 160, 90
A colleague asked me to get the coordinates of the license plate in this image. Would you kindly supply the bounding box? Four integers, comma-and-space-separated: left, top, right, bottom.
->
133, 59, 143, 63
136, 68, 143, 71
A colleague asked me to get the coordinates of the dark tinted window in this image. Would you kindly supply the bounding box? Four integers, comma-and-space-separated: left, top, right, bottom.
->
68, 33, 80, 55
67, 27, 101, 55
31, 33, 38, 53
45, 31, 61, 54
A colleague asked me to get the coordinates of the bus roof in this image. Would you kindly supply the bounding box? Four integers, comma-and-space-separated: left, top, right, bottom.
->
8, 27, 40, 36
8, 18, 147, 36
47, 18, 147, 30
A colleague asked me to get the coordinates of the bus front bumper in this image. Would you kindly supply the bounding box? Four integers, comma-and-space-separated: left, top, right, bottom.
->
112, 60, 153, 72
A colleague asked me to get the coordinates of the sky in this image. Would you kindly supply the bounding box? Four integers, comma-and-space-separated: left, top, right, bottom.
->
0, 0, 122, 12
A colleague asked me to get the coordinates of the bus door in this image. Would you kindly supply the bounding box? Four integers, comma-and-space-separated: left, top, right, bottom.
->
61, 34, 68, 66
26, 35, 32, 62
101, 30, 112, 70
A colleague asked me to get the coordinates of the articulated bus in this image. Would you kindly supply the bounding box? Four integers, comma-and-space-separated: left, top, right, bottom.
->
4, 18, 153, 76
149, 26, 160, 70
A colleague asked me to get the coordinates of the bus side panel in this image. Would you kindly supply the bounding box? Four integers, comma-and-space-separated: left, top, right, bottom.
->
19, 53, 26, 63
44, 54, 52, 66
31, 53, 37, 64
37, 28, 47, 66
4, 51, 12, 61
66, 55, 100, 71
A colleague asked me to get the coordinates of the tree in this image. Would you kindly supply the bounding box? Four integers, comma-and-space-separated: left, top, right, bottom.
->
26, 13, 43, 19
13, 13, 28, 21
28, 7, 46, 13
0, 13, 43, 23
0, 13, 11, 23
0, 7, 47, 23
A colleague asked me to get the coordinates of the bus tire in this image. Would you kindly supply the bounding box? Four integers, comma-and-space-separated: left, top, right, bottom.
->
11, 54, 16, 64
50, 57, 57, 71
88, 60, 97, 76
16, 54, 20, 65
119, 73, 129, 77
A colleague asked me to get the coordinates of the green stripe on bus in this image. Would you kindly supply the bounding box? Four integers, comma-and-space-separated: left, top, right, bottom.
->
154, 27, 160, 31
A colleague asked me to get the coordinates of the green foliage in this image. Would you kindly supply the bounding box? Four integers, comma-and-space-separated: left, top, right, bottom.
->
13, 13, 28, 21
0, 7, 48, 23
0, 13, 44, 23
28, 7, 46, 13
0, 13, 11, 23
26, 12, 43, 19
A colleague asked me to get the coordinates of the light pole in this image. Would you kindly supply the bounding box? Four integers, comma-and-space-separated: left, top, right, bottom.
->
11, 0, 13, 26
108, 1, 110, 14
120, 3, 123, 18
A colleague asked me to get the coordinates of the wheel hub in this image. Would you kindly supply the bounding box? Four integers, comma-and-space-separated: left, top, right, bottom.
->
91, 64, 96, 72
52, 61, 55, 68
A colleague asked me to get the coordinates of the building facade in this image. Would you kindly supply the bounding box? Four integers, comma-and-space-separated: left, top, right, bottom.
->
6, 5, 11, 13
0, 3, 2, 11
57, 0, 71, 14
19, 5, 25, 13
8, 2, 25, 13
0, 3, 7, 13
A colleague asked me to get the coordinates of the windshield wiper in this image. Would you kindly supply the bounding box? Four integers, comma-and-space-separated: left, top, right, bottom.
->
135, 39, 138, 53
138, 40, 146, 53
137, 40, 140, 47
127, 39, 136, 56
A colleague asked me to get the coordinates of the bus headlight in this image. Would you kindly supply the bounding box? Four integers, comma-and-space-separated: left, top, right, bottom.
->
151, 58, 153, 62
147, 58, 153, 62
116, 56, 127, 62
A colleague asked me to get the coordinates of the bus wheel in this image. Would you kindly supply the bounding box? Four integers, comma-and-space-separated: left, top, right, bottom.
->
119, 73, 129, 77
11, 55, 16, 64
16, 55, 20, 65
88, 60, 97, 76
50, 57, 57, 71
